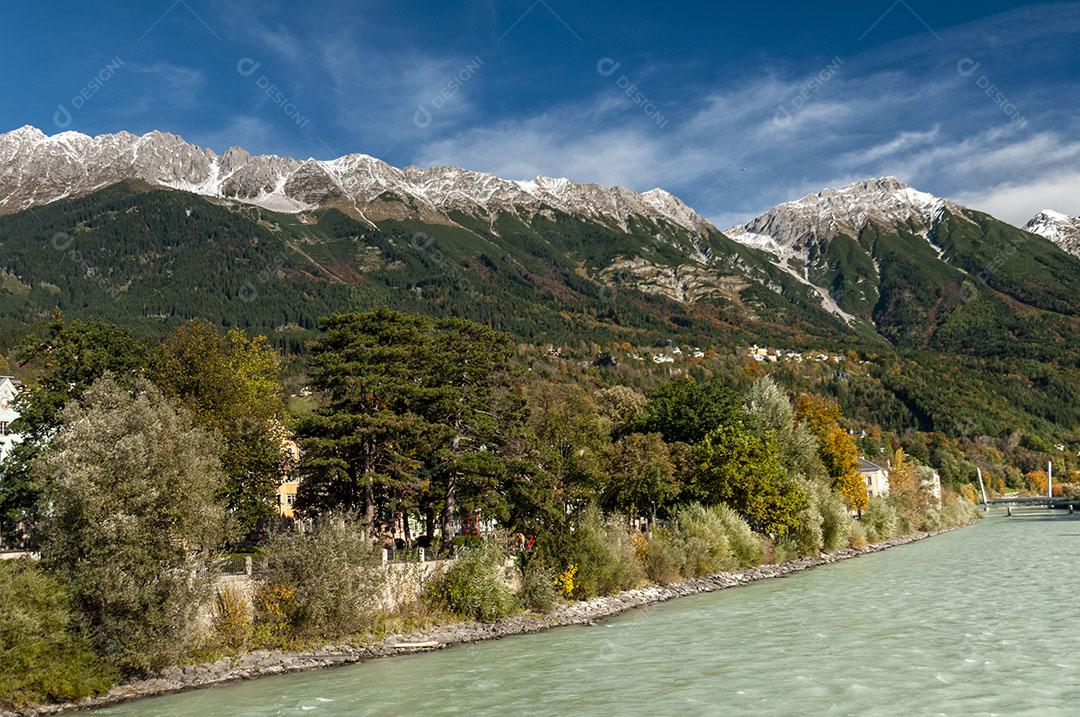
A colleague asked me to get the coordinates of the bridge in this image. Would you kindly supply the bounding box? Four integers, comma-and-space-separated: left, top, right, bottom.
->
982, 495, 1078, 515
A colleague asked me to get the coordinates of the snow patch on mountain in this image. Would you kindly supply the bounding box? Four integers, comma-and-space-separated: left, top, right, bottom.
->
0, 126, 712, 236
1024, 209, 1080, 256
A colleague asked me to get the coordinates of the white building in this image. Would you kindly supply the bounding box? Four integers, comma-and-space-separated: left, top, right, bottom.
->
859, 457, 889, 499
0, 376, 24, 462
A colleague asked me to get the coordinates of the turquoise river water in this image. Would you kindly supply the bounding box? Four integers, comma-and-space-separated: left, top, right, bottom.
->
94, 510, 1080, 715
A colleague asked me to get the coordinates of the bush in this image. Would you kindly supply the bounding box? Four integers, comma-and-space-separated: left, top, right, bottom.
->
793, 504, 824, 556
941, 494, 980, 527
919, 507, 944, 532
519, 560, 558, 613
861, 497, 899, 542
643, 528, 687, 584
0, 560, 117, 709
210, 586, 253, 652
848, 521, 869, 550
712, 505, 765, 567
261, 517, 386, 637
427, 539, 518, 621
677, 504, 735, 576
768, 537, 799, 564
565, 507, 644, 598
818, 490, 853, 552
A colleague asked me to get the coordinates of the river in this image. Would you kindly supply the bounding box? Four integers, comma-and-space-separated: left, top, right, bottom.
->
93, 511, 1080, 715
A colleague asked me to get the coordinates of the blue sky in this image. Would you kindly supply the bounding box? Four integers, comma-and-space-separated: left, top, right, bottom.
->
2, 0, 1079, 226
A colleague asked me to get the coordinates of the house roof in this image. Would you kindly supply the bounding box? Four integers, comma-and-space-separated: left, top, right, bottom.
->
858, 458, 885, 473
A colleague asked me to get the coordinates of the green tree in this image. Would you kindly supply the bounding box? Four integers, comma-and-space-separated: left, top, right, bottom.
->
516, 381, 609, 531
296, 311, 435, 523
425, 318, 520, 542
35, 376, 226, 675
153, 319, 285, 534
691, 422, 806, 536
635, 377, 740, 445
601, 432, 677, 524
0, 315, 150, 539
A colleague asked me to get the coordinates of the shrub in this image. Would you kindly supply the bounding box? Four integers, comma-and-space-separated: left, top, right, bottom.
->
941, 494, 980, 527
768, 537, 799, 564
861, 497, 899, 542
712, 504, 765, 567
848, 522, 869, 550
565, 507, 644, 598
793, 503, 824, 556
261, 517, 386, 637
919, 507, 944, 532
519, 560, 558, 613
677, 504, 735, 576
818, 490, 853, 552
0, 560, 117, 709
210, 586, 253, 652
643, 528, 687, 584
427, 539, 518, 621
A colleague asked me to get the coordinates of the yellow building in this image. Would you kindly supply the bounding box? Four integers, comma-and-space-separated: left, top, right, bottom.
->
277, 478, 299, 519
275, 430, 301, 519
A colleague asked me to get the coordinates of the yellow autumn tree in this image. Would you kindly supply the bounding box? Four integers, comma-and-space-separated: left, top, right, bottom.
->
1025, 470, 1049, 495
795, 394, 867, 512
887, 448, 930, 527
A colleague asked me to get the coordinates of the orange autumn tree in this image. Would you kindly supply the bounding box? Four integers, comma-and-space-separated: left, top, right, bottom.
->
795, 393, 867, 513
886, 448, 929, 526
1025, 470, 1049, 495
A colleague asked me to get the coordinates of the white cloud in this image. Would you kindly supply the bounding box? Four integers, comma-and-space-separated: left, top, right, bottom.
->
956, 170, 1080, 226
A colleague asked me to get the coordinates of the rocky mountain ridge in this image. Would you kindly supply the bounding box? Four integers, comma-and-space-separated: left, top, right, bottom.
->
0, 125, 711, 235
1024, 209, 1080, 256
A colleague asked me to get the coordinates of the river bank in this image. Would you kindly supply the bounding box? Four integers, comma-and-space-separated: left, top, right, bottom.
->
7, 526, 967, 717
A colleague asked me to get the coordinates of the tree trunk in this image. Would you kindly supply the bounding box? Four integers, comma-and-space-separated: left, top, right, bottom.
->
424, 506, 435, 540
364, 473, 375, 528
440, 477, 457, 547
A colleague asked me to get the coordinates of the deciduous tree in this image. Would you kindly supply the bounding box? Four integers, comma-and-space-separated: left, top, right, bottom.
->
35, 376, 225, 674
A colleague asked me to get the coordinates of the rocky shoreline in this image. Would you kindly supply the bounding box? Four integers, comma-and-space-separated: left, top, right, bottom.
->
8, 527, 964, 716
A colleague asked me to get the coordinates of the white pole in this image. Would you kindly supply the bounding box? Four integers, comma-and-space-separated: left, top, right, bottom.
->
1048, 460, 1053, 499
976, 468, 989, 507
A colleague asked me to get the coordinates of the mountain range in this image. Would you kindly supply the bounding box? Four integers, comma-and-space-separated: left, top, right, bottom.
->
1, 125, 1079, 442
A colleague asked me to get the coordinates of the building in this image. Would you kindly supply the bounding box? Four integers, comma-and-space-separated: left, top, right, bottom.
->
0, 376, 24, 462
273, 426, 301, 519
859, 457, 889, 499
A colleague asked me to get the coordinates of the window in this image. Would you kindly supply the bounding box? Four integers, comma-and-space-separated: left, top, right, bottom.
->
0, 421, 7, 436
286, 494, 295, 506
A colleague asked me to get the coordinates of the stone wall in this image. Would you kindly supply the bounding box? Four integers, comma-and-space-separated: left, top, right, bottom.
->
199, 558, 456, 633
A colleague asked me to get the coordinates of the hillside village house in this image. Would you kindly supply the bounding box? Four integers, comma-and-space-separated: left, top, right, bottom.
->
0, 376, 24, 462
859, 457, 890, 499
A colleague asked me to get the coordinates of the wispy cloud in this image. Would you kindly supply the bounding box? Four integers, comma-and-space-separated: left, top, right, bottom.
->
411, 4, 1080, 226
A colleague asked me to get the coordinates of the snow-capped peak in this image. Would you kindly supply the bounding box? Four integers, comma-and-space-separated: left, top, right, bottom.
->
1024, 209, 1080, 256
0, 125, 712, 235
725, 177, 955, 252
